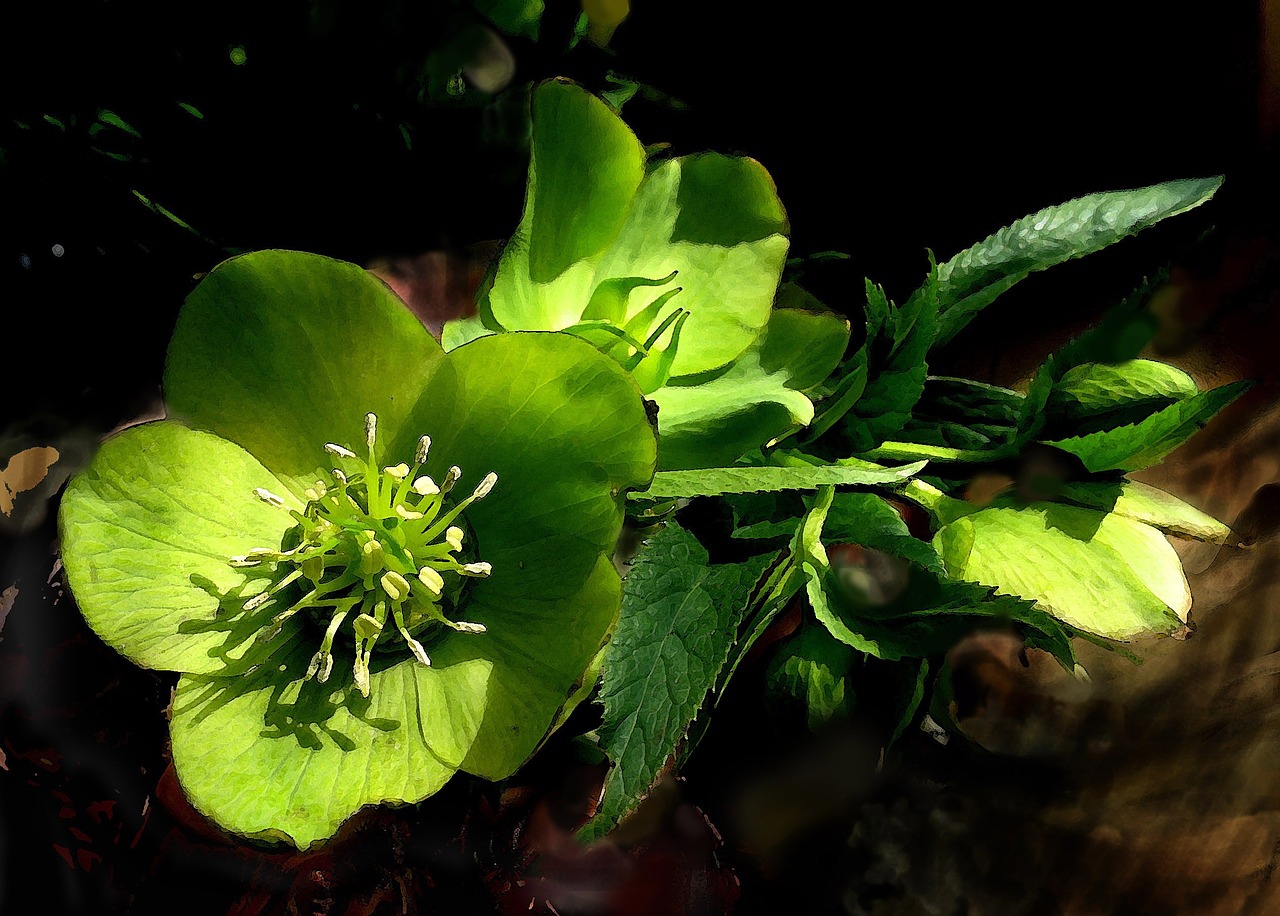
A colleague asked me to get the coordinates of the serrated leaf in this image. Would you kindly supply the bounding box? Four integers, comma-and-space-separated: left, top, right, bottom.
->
1049, 360, 1197, 414
1059, 479, 1230, 542
918, 178, 1222, 347
1018, 275, 1161, 439
842, 268, 940, 451
1043, 381, 1250, 472
584, 523, 770, 840
635, 460, 927, 501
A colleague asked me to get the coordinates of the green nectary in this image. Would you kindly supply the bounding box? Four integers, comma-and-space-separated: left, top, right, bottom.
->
231, 412, 496, 697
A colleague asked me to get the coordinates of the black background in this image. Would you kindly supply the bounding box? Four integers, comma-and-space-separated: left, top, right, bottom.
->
2, 2, 1276, 913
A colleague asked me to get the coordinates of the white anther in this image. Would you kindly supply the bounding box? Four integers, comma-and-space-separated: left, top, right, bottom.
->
415, 435, 431, 465
445, 526, 464, 551
411, 476, 439, 496
441, 466, 461, 493
417, 566, 444, 596
384, 463, 410, 479
243, 591, 272, 611
380, 570, 412, 602
396, 504, 424, 521
325, 442, 357, 460
331, 468, 348, 484
318, 652, 334, 683
365, 412, 378, 449
450, 620, 487, 634
471, 472, 498, 500
253, 487, 285, 508
461, 561, 491, 577
305, 651, 323, 680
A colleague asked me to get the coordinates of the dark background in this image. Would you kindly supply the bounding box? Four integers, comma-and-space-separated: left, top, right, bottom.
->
3, 2, 1278, 913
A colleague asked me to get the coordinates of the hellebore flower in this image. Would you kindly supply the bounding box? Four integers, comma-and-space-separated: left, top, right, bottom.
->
444, 79, 850, 470
58, 250, 657, 847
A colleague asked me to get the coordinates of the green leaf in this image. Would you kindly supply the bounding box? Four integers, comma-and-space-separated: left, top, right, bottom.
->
1043, 381, 1250, 472
1018, 276, 1160, 438
636, 459, 926, 501
583, 522, 771, 840
841, 271, 940, 451
58, 422, 299, 675
919, 177, 1222, 347
164, 250, 449, 498
823, 492, 945, 575
887, 659, 929, 746
933, 503, 1188, 640
650, 305, 849, 470
766, 622, 857, 732
1048, 359, 1197, 418
1058, 479, 1230, 542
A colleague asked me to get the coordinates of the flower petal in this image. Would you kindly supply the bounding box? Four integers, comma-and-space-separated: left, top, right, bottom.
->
414, 332, 657, 600
486, 79, 647, 331
58, 421, 301, 674
169, 632, 489, 849
164, 250, 451, 497
593, 153, 790, 377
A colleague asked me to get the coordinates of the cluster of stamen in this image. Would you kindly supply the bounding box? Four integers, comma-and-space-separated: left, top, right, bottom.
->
229, 412, 495, 697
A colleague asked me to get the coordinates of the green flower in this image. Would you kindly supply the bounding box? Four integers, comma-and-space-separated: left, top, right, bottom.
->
58, 250, 657, 848
444, 79, 849, 470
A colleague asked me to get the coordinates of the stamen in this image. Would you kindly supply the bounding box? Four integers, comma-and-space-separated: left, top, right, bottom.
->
325, 443, 357, 460
365, 412, 378, 449
411, 476, 439, 496
391, 603, 431, 667
449, 620, 487, 634
445, 526, 464, 551
380, 570, 411, 602
417, 566, 444, 597
384, 463, 410, 480
396, 504, 424, 521
471, 472, 498, 500
460, 561, 492, 577
441, 466, 461, 494
253, 487, 285, 508
415, 435, 431, 465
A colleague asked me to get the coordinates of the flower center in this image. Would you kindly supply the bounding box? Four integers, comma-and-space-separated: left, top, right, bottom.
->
570, 271, 690, 393
229, 412, 495, 697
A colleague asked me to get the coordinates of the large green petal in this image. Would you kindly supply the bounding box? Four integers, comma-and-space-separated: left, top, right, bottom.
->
58, 421, 302, 674
486, 79, 646, 331
169, 555, 621, 847
165, 250, 448, 497
593, 153, 790, 376
651, 306, 848, 469
459, 555, 622, 778
412, 332, 657, 600
169, 632, 490, 849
